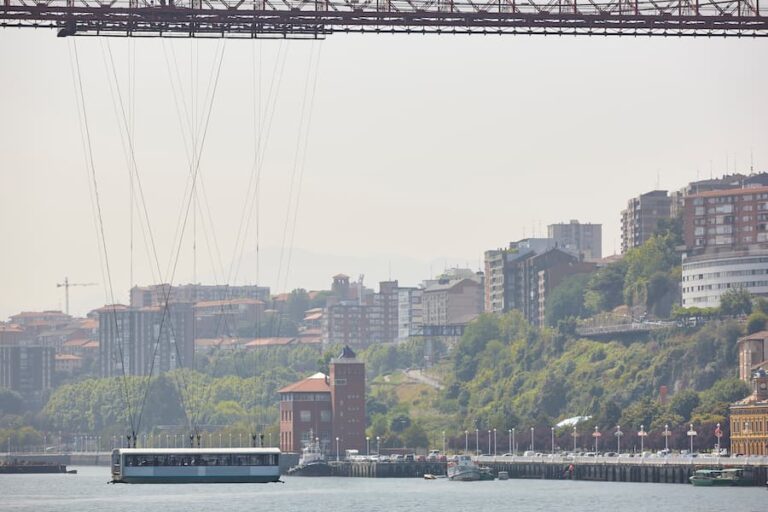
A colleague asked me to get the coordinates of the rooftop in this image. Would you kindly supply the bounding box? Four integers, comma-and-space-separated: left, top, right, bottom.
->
278, 372, 331, 394
691, 185, 768, 198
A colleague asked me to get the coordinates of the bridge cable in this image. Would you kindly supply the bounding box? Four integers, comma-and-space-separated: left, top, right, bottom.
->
68, 39, 138, 439
133, 40, 228, 437
272, 41, 322, 340
100, 38, 203, 438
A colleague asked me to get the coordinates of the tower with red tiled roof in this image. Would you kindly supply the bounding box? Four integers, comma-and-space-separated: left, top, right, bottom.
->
277, 372, 332, 453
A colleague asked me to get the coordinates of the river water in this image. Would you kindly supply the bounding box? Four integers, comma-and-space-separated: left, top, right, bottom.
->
0, 466, 766, 512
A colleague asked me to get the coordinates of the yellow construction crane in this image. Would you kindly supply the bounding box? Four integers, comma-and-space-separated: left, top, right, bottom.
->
56, 277, 97, 316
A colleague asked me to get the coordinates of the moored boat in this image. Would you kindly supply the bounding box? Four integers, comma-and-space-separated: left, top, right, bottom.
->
287, 439, 332, 477
0, 461, 70, 474
690, 468, 754, 487
447, 455, 482, 481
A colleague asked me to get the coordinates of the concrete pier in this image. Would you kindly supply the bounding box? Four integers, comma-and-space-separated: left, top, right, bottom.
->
306, 457, 768, 486
328, 461, 447, 478
481, 457, 767, 486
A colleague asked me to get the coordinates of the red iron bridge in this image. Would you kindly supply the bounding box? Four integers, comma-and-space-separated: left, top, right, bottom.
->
0, 0, 766, 38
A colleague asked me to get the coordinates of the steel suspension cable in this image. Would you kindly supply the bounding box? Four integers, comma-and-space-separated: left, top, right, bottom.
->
69, 39, 138, 437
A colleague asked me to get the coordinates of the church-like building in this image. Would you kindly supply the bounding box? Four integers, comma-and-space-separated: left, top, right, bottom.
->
278, 346, 366, 457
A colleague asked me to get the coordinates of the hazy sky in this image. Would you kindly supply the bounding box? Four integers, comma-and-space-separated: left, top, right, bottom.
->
0, 31, 766, 319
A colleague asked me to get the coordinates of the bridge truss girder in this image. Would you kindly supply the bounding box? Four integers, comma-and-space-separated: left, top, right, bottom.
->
1, 0, 766, 38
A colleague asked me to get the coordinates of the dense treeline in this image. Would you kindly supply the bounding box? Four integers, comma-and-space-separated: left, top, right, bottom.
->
441, 310, 749, 448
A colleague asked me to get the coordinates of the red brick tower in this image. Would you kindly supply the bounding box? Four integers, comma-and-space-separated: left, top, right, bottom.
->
330, 346, 366, 456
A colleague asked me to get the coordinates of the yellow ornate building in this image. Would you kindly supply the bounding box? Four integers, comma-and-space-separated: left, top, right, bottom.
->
730, 368, 768, 456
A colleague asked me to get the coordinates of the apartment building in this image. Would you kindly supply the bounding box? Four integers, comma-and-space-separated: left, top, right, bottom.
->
422, 278, 483, 327
0, 343, 54, 400
682, 185, 768, 252
547, 220, 602, 260
98, 303, 194, 377
484, 239, 558, 314
484, 239, 595, 326
397, 287, 423, 341
621, 190, 671, 253
130, 283, 270, 309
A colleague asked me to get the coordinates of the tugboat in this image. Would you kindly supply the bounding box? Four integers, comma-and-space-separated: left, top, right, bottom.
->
287, 438, 332, 477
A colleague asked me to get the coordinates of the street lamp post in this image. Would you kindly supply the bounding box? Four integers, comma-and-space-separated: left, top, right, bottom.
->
366, 436, 370, 456
442, 431, 446, 454
377, 436, 381, 455
512, 428, 516, 455
336, 437, 340, 462
493, 428, 497, 456
475, 429, 479, 456
551, 427, 555, 455
615, 425, 623, 454
592, 426, 601, 453
687, 424, 697, 455
464, 431, 468, 454
508, 429, 512, 455
572, 426, 578, 453
638, 425, 648, 455
530, 427, 534, 452
487, 430, 491, 456
715, 423, 723, 458
663, 424, 671, 453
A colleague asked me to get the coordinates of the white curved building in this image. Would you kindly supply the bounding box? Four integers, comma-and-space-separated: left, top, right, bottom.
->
682, 248, 768, 308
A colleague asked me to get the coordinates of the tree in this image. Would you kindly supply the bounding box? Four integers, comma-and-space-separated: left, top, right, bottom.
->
286, 289, 310, 323
584, 261, 627, 312
622, 234, 680, 308
746, 311, 767, 334
545, 273, 592, 326
646, 271, 677, 318
719, 288, 753, 316
390, 414, 411, 433
669, 389, 700, 421
402, 422, 429, 450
